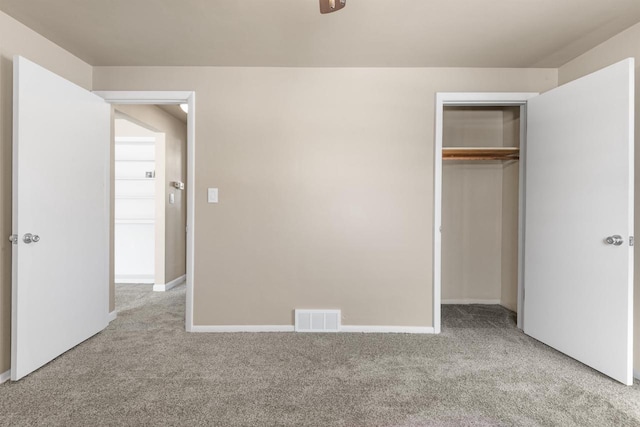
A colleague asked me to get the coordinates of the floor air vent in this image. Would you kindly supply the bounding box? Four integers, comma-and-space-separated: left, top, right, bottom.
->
295, 309, 341, 332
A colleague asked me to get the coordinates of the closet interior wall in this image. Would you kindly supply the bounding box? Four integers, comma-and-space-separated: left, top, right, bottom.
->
441, 106, 520, 310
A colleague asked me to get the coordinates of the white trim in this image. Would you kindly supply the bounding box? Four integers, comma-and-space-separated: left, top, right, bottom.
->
94, 91, 194, 104
108, 310, 117, 323
433, 95, 443, 335
627, 59, 635, 386
0, 369, 11, 384
433, 92, 538, 335
341, 325, 435, 334
191, 325, 295, 333
96, 90, 196, 333
516, 103, 528, 330
189, 324, 435, 334
435, 92, 538, 106
441, 299, 502, 305
153, 274, 186, 292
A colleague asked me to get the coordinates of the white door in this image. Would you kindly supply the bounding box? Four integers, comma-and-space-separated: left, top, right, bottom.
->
524, 58, 634, 385
11, 56, 110, 381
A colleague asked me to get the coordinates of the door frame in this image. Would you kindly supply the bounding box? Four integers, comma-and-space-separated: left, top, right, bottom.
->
433, 92, 537, 333
94, 91, 196, 332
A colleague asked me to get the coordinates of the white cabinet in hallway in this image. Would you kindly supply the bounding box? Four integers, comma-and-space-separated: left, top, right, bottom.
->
114, 136, 156, 283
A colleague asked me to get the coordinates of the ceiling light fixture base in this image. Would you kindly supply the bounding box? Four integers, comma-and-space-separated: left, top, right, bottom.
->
320, 0, 346, 14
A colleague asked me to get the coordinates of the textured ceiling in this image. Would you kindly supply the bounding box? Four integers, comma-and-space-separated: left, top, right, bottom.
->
1, 0, 640, 68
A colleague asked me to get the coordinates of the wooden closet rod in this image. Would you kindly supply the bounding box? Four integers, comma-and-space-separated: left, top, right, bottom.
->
442, 147, 519, 161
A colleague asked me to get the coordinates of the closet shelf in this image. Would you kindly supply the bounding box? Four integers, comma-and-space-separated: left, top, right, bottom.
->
443, 147, 519, 161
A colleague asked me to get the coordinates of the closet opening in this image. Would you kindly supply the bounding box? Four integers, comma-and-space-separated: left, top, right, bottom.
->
442, 105, 519, 315
433, 92, 537, 333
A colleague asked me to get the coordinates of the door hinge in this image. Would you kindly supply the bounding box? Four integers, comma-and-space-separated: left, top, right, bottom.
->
630, 236, 634, 247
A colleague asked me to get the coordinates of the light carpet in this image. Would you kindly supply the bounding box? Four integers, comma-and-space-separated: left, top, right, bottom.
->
1, 284, 639, 426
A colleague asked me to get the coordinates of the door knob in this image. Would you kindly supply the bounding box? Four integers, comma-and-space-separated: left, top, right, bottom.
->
605, 235, 624, 246
23, 233, 40, 244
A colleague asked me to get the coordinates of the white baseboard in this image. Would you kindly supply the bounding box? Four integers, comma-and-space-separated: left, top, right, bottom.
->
153, 274, 186, 292
191, 325, 295, 333
189, 324, 434, 334
115, 276, 154, 284
108, 310, 117, 323
341, 325, 435, 334
441, 299, 501, 305
0, 369, 10, 384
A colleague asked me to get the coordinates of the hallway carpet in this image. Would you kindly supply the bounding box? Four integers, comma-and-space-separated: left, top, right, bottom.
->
1, 284, 639, 426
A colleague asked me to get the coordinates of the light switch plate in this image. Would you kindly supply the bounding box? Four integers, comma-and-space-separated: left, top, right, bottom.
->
208, 188, 218, 203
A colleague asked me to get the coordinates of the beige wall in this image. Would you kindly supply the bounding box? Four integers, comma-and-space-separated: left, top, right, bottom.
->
0, 11, 93, 374
94, 67, 556, 327
114, 105, 188, 292
558, 21, 640, 375
0, 10, 559, 375
0, 10, 558, 375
